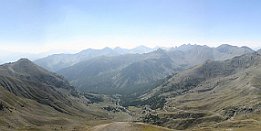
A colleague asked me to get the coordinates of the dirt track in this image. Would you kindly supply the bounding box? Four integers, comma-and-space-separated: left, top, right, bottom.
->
89, 122, 173, 131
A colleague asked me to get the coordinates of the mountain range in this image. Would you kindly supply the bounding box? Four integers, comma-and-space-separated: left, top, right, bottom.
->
55, 44, 254, 96
35, 46, 156, 72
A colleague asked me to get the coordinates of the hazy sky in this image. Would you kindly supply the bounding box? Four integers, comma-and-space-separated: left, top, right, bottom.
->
0, 0, 261, 53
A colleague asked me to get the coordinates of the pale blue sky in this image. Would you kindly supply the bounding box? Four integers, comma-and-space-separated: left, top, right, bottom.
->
0, 0, 261, 53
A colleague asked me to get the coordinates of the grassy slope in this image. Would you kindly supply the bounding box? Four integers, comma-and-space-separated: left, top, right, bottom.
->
0, 84, 141, 131
139, 52, 261, 130
0, 85, 82, 131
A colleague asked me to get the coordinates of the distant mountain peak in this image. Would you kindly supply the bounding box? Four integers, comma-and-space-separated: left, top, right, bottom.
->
218, 44, 232, 46
217, 44, 236, 48
134, 45, 150, 49
129, 45, 154, 54
216, 44, 254, 54
241, 46, 253, 50
114, 47, 123, 49
102, 47, 112, 50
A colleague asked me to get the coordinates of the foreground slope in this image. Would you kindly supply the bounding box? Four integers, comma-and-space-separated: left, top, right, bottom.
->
0, 59, 85, 114
0, 59, 111, 130
136, 52, 261, 130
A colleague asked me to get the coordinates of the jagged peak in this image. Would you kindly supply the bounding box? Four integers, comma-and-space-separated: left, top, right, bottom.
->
176, 44, 208, 51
